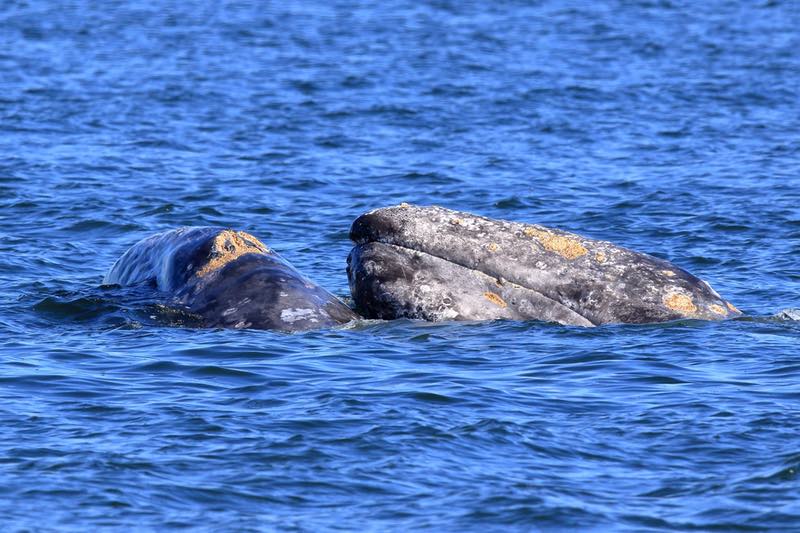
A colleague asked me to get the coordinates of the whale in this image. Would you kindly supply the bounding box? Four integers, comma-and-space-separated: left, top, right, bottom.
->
347, 204, 740, 326
104, 227, 358, 331
105, 207, 740, 331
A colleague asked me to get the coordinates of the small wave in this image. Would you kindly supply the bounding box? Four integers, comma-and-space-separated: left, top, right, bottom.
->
32, 286, 203, 330
33, 293, 124, 323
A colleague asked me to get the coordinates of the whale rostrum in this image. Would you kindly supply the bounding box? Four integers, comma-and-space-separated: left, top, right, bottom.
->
347, 204, 740, 326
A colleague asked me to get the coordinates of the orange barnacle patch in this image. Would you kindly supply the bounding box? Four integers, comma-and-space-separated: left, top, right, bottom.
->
709, 304, 727, 316
450, 218, 462, 226
483, 291, 507, 308
236, 231, 269, 253
487, 242, 499, 252
524, 227, 588, 260
726, 302, 741, 314
197, 230, 269, 277
664, 293, 697, 315
661, 270, 676, 277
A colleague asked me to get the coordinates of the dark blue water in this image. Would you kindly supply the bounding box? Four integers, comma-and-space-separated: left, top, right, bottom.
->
2, 1, 800, 529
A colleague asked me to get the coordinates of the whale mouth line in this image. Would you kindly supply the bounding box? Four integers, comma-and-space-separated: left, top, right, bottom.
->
355, 237, 598, 327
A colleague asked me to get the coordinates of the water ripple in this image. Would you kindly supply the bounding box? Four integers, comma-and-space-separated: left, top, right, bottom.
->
0, 0, 799, 530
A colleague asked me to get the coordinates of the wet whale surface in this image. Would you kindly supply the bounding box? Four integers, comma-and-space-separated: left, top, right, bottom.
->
105, 227, 358, 332
348, 204, 740, 326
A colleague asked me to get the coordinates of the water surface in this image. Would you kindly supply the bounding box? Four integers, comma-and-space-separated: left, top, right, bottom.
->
1, 0, 799, 530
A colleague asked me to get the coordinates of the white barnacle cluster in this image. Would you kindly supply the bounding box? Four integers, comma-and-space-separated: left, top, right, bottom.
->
280, 308, 319, 324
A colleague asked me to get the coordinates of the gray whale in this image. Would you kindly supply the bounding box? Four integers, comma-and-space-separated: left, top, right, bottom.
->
105, 206, 740, 331
347, 204, 740, 326
104, 227, 358, 331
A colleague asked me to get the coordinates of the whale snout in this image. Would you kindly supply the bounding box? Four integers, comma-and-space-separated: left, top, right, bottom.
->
347, 204, 740, 326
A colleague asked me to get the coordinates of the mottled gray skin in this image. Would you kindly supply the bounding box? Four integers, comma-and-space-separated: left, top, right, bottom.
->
105, 227, 358, 332
347, 204, 740, 326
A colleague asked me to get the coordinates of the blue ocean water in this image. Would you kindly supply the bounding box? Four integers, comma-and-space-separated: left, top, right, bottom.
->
1, 0, 799, 529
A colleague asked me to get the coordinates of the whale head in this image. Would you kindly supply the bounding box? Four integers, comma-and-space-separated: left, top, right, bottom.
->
347, 204, 740, 326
